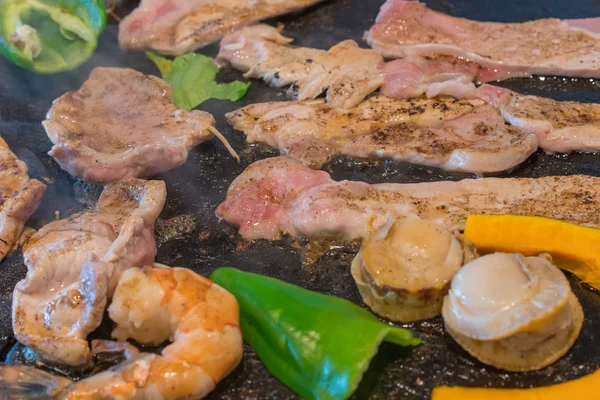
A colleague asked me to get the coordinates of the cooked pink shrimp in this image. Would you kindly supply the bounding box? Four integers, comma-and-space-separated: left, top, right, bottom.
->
0, 265, 243, 400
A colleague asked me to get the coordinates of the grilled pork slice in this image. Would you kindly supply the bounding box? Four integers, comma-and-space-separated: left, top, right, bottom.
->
13, 179, 166, 366
216, 156, 600, 241
380, 60, 600, 155
119, 0, 324, 55
0, 138, 46, 261
43, 67, 235, 185
218, 24, 384, 109
218, 25, 325, 87
366, 0, 600, 80
226, 95, 538, 174
382, 57, 480, 99
476, 84, 600, 154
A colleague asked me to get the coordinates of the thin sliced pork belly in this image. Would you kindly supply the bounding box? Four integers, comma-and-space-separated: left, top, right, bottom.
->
119, 0, 324, 55
476, 84, 600, 153
382, 57, 479, 99
216, 156, 600, 241
366, 0, 600, 80
13, 179, 166, 366
227, 95, 538, 174
218, 24, 384, 108
217, 25, 325, 87
43, 68, 228, 185
380, 59, 600, 155
0, 138, 46, 261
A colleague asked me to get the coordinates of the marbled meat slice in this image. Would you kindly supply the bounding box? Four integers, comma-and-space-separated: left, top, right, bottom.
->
218, 24, 384, 109
366, 0, 600, 80
119, 0, 325, 55
217, 156, 600, 241
43, 67, 236, 185
13, 179, 166, 366
226, 95, 538, 173
0, 137, 46, 261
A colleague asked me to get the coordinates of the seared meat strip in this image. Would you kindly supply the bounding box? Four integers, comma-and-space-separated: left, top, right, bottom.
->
119, 0, 324, 55
13, 179, 166, 366
217, 157, 600, 241
218, 24, 384, 109
477, 84, 600, 153
366, 0, 600, 80
381, 59, 600, 155
44, 67, 236, 185
227, 95, 538, 174
0, 137, 46, 261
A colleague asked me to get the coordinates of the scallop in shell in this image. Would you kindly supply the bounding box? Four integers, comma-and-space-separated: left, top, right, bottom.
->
352, 218, 472, 322
442, 252, 584, 372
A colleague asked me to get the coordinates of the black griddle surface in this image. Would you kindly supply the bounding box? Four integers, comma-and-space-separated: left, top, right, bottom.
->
1, 1, 600, 399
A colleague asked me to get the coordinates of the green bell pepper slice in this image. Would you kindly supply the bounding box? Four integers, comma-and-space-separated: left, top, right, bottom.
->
211, 267, 421, 400
0, 0, 106, 73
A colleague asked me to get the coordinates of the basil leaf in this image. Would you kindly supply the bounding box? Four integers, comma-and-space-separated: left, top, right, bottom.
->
148, 52, 250, 110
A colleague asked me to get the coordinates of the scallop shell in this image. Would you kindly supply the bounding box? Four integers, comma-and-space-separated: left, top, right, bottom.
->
352, 219, 466, 322
442, 253, 584, 371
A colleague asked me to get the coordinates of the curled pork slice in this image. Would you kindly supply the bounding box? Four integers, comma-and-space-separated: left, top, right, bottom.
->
227, 95, 538, 174
0, 137, 46, 261
43, 67, 236, 185
12, 179, 166, 366
218, 25, 325, 87
476, 84, 600, 154
217, 157, 600, 241
218, 24, 384, 109
119, 0, 325, 55
366, 0, 600, 80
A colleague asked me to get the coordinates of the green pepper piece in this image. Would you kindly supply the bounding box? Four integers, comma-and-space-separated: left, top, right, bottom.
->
211, 267, 421, 400
0, 0, 106, 73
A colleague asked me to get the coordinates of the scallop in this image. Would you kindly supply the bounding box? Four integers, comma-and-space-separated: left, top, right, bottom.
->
442, 252, 584, 372
351, 218, 470, 322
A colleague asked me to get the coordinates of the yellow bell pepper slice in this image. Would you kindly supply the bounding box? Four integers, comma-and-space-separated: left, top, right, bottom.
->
464, 214, 600, 290
431, 368, 600, 400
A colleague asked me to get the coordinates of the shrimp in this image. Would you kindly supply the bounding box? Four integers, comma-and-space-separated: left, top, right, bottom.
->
0, 265, 243, 400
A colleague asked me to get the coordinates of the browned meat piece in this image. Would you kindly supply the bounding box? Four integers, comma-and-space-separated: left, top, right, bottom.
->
477, 84, 600, 154
43, 67, 236, 184
366, 0, 600, 80
217, 156, 600, 240
218, 25, 384, 109
12, 179, 166, 366
0, 137, 46, 261
227, 95, 538, 174
119, 0, 325, 55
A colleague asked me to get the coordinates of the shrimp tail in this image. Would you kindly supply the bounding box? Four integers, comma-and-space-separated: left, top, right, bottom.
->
0, 364, 72, 399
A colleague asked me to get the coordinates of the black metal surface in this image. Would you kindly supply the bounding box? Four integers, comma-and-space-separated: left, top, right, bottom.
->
1, 0, 600, 398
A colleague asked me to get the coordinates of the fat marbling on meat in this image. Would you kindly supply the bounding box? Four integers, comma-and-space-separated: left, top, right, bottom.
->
0, 137, 46, 261
366, 0, 600, 80
227, 95, 538, 174
216, 156, 600, 241
119, 0, 325, 55
217, 24, 384, 109
43, 67, 236, 185
12, 179, 166, 366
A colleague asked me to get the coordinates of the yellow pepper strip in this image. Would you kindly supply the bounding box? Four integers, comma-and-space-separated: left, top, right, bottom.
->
464, 214, 600, 291
431, 368, 600, 400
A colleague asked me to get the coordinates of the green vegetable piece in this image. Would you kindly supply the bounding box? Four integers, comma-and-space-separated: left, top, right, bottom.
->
211, 267, 421, 400
0, 0, 106, 73
147, 52, 250, 110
